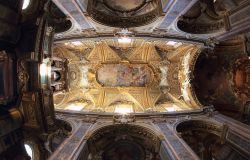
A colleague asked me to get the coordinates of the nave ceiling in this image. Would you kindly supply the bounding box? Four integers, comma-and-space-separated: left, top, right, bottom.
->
53, 39, 202, 113
0, 0, 250, 159
46, 0, 250, 114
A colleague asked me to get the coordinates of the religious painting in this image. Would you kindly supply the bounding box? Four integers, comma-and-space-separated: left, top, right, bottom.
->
97, 64, 152, 87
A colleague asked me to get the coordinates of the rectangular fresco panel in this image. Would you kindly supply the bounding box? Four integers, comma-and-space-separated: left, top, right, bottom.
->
97, 64, 151, 87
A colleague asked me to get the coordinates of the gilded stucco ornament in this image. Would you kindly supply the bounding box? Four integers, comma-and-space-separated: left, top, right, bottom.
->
113, 114, 136, 124
53, 40, 202, 113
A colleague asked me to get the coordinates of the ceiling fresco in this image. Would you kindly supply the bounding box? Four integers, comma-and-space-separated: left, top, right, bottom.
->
96, 64, 152, 87
53, 39, 202, 113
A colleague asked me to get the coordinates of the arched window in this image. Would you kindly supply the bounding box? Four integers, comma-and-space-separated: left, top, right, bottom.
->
24, 144, 33, 159
114, 104, 133, 114
22, 0, 31, 10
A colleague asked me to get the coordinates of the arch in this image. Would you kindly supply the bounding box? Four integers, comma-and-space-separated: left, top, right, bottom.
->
176, 1, 225, 35
174, 119, 224, 137
85, 123, 164, 160
174, 119, 248, 160
178, 45, 203, 108
86, 122, 164, 141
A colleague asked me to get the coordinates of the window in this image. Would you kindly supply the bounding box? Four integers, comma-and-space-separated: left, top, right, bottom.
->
22, 0, 30, 10
65, 103, 87, 111
164, 104, 180, 112
114, 104, 133, 114
24, 144, 33, 159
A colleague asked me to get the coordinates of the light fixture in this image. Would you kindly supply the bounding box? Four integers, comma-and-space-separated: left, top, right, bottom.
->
22, 0, 30, 10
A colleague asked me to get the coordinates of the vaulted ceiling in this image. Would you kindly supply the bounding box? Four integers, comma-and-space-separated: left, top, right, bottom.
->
49, 0, 249, 113
51, 0, 246, 42
53, 39, 201, 113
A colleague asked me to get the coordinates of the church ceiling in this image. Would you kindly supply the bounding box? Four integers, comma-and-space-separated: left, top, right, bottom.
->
87, 0, 162, 28
50, 0, 247, 43
53, 39, 202, 113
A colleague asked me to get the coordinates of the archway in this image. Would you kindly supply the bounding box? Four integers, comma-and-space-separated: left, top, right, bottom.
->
175, 119, 248, 160
193, 41, 248, 123
177, 0, 225, 35
86, 124, 162, 160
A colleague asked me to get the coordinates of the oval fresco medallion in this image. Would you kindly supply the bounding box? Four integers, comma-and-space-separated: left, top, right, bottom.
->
97, 64, 152, 87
